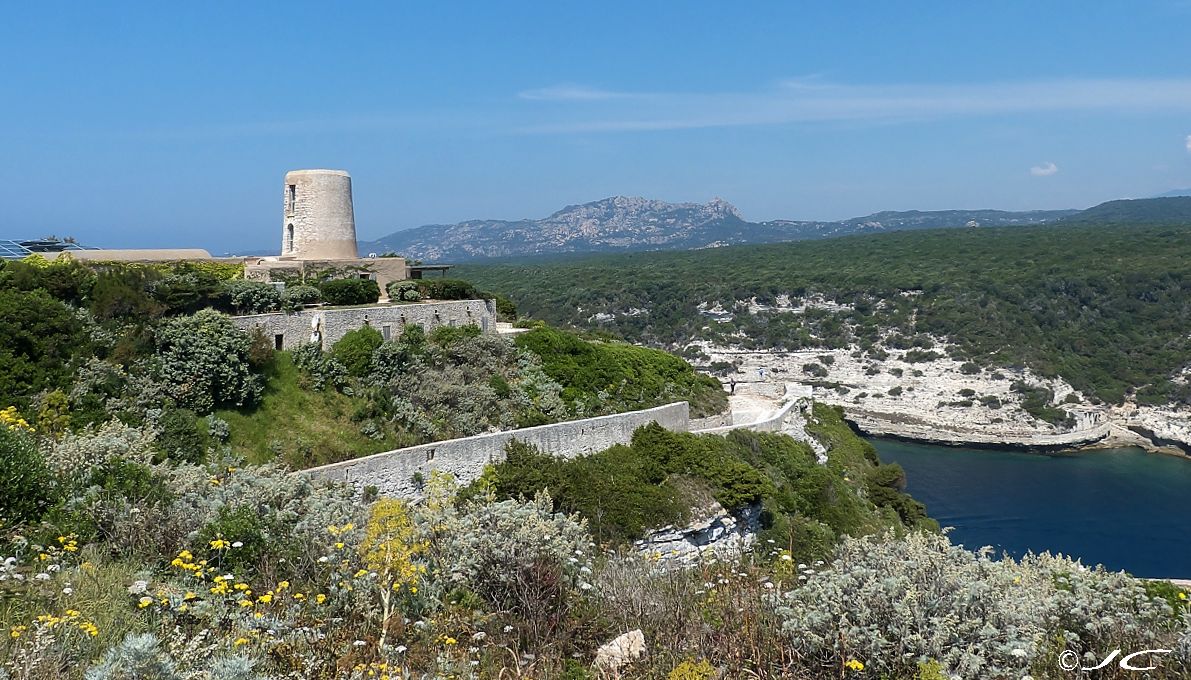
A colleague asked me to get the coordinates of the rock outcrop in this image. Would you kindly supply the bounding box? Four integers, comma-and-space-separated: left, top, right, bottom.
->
593, 629, 646, 675
700, 337, 1189, 455
635, 501, 762, 565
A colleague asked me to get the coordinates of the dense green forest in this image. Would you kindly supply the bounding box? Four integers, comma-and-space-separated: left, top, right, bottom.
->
459, 222, 1191, 404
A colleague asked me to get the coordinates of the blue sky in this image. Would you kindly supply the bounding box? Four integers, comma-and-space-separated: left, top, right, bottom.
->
4, 2, 1191, 252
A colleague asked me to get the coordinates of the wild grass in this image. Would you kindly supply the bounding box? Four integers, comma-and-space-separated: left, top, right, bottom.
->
214, 353, 411, 467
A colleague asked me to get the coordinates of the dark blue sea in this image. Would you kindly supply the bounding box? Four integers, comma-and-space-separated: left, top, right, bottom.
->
873, 439, 1191, 578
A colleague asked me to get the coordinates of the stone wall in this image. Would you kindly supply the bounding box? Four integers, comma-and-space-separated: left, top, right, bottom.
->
230, 299, 497, 350
303, 402, 690, 498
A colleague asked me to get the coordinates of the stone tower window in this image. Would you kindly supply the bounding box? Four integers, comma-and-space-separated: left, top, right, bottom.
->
287, 184, 296, 215
286, 224, 295, 253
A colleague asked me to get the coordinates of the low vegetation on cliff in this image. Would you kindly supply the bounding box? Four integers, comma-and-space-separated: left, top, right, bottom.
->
475, 405, 932, 559
459, 222, 1191, 404
2, 414, 1189, 678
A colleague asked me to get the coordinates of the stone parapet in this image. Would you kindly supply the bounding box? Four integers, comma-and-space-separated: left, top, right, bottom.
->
302, 402, 690, 498
230, 299, 496, 350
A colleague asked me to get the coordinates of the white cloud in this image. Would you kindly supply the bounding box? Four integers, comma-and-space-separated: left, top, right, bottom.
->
515, 78, 1191, 134
1030, 162, 1059, 177
1185, 134, 1191, 152
517, 85, 635, 101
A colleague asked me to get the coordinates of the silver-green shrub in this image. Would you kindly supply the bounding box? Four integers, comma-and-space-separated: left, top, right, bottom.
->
774, 531, 1188, 678
419, 482, 594, 611
43, 420, 156, 479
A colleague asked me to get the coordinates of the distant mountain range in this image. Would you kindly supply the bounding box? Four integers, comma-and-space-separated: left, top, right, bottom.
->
358, 196, 1191, 263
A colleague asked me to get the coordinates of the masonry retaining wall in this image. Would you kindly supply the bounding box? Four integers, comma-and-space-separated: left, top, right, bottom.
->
303, 402, 690, 498
230, 299, 497, 350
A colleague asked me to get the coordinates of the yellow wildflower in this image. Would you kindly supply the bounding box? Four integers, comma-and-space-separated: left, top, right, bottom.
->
209, 538, 230, 550
845, 659, 864, 672
315, 593, 327, 604
137, 597, 153, 609
233, 637, 249, 647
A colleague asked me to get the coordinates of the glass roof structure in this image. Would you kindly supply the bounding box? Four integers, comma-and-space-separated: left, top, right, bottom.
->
0, 239, 97, 260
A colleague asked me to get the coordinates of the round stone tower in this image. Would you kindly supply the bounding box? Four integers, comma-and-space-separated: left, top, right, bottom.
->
281, 169, 358, 260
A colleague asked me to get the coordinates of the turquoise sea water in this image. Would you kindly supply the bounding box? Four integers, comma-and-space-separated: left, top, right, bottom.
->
872, 439, 1191, 578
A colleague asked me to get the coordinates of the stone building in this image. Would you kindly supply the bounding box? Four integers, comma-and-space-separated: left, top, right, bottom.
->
32, 168, 453, 302
243, 169, 440, 300
280, 169, 358, 260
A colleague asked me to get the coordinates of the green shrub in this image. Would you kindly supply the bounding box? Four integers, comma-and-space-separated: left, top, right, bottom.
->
415, 278, 480, 300
151, 309, 264, 413
155, 408, 210, 464
0, 288, 92, 408
194, 504, 269, 575
330, 326, 385, 378
280, 283, 321, 311
0, 425, 58, 526
386, 280, 421, 302
514, 325, 727, 418
291, 343, 349, 391
319, 277, 379, 306
221, 280, 281, 315
802, 363, 828, 378
428, 323, 482, 347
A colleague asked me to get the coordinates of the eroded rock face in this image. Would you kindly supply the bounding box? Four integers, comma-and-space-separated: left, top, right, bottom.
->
635, 501, 762, 564
593, 629, 646, 675
699, 338, 1115, 449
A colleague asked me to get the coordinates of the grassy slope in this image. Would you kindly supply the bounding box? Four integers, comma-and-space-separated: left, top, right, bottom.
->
215, 353, 408, 467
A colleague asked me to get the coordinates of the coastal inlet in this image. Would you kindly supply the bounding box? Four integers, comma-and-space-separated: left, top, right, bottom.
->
877, 439, 1191, 578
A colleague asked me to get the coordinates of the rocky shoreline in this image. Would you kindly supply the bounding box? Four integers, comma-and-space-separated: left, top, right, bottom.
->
700, 342, 1191, 458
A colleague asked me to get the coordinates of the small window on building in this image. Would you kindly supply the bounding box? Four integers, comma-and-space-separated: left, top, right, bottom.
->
426, 449, 435, 462
287, 185, 296, 214
274, 334, 284, 350
286, 224, 294, 253
382, 324, 391, 340
359, 273, 370, 280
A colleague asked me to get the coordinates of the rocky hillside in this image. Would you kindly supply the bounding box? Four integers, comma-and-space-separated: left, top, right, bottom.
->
362, 195, 1191, 263
360, 196, 770, 261
361, 196, 1079, 262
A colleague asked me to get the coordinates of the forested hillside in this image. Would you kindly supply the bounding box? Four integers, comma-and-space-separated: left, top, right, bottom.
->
459, 222, 1191, 404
